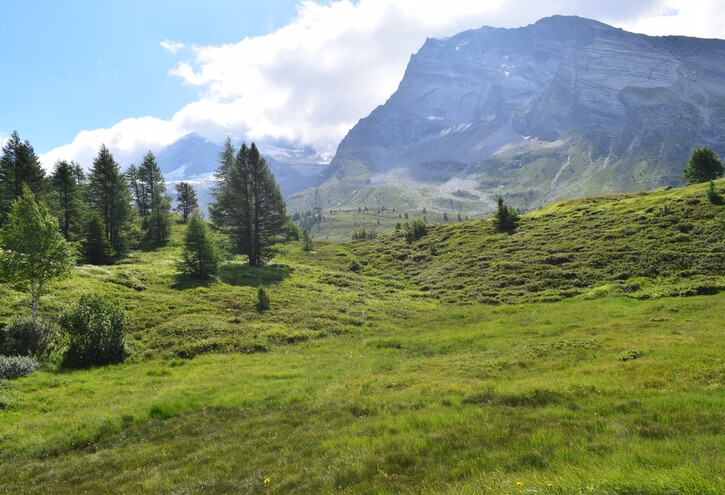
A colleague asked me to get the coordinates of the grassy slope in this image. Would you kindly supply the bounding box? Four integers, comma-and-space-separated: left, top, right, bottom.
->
352, 179, 725, 304
1, 181, 724, 494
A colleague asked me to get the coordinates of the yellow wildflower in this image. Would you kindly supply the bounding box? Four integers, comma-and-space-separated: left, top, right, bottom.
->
263, 478, 271, 486
517, 482, 524, 486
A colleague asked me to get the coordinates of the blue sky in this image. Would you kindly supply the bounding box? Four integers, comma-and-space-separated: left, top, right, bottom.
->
1, 0, 299, 153
2, 0, 724, 169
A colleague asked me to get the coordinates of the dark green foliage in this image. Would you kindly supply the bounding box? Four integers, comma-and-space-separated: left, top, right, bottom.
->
50, 160, 85, 240
283, 220, 300, 241
403, 219, 427, 243
59, 294, 129, 368
706, 181, 723, 205
82, 211, 113, 264
256, 287, 270, 312
173, 182, 198, 223
178, 212, 219, 279
87, 145, 137, 256
348, 258, 362, 272
210, 142, 286, 266
0, 131, 47, 225
0, 187, 75, 325
0, 355, 40, 379
0, 318, 56, 358
492, 196, 519, 233
302, 228, 313, 252
130, 152, 171, 246
352, 228, 378, 240
683, 147, 724, 185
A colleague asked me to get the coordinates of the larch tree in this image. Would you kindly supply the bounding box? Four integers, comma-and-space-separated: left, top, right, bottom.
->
0, 131, 47, 224
683, 147, 725, 185
210, 141, 286, 266
174, 182, 198, 222
0, 186, 74, 326
86, 145, 136, 256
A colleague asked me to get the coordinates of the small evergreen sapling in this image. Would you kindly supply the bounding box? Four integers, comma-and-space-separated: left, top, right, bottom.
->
179, 212, 219, 279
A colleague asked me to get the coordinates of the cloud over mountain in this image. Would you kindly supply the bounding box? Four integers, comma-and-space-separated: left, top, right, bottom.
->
39, 0, 725, 170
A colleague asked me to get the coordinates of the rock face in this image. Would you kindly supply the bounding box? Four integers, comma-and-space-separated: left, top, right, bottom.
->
290, 16, 725, 214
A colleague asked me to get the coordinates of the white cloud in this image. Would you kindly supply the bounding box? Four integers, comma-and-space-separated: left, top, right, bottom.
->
42, 0, 725, 170
160, 39, 185, 54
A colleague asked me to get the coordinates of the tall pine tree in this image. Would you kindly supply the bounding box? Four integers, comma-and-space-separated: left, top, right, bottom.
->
0, 131, 47, 224
87, 145, 136, 256
133, 151, 171, 246
210, 141, 286, 266
50, 160, 85, 240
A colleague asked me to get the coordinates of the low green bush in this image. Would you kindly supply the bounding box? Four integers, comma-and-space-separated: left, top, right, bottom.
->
59, 294, 129, 368
0, 318, 57, 358
0, 355, 40, 380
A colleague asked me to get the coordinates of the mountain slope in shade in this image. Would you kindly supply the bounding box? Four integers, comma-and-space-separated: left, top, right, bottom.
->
153, 133, 328, 208
288, 15, 725, 214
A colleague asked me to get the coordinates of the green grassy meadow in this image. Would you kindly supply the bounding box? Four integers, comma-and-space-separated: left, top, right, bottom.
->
1, 181, 724, 494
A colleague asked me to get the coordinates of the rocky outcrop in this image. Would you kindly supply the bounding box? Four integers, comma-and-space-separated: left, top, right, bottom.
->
305, 16, 725, 214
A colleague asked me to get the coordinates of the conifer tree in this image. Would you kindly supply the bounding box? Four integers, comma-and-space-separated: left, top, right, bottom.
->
492, 196, 519, 233
0, 131, 47, 224
50, 160, 85, 240
210, 142, 286, 266
82, 211, 112, 265
87, 145, 136, 256
174, 182, 198, 222
135, 151, 171, 246
178, 211, 219, 279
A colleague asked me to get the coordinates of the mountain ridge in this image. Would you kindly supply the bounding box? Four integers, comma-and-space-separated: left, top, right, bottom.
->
288, 15, 725, 215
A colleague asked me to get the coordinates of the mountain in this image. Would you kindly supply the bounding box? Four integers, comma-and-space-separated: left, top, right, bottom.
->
154, 133, 328, 208
288, 16, 725, 214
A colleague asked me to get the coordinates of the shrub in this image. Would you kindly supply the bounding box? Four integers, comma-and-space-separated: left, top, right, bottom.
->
348, 258, 362, 272
706, 181, 723, 205
256, 287, 270, 312
0, 355, 40, 380
0, 318, 57, 359
59, 294, 129, 368
403, 219, 427, 243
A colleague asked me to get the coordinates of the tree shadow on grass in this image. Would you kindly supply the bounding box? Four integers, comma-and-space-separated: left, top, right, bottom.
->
171, 274, 217, 290
218, 262, 293, 287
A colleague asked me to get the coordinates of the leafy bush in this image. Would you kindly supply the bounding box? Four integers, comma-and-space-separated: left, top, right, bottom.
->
0, 355, 40, 380
617, 349, 645, 361
59, 294, 129, 368
256, 287, 271, 312
0, 318, 57, 358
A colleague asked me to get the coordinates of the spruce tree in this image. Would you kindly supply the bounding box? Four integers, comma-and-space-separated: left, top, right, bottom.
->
174, 182, 198, 222
82, 211, 112, 264
178, 211, 219, 279
50, 160, 85, 240
0, 131, 47, 224
87, 145, 136, 256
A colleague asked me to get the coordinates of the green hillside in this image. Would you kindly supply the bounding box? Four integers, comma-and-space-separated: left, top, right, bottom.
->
0, 181, 724, 494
